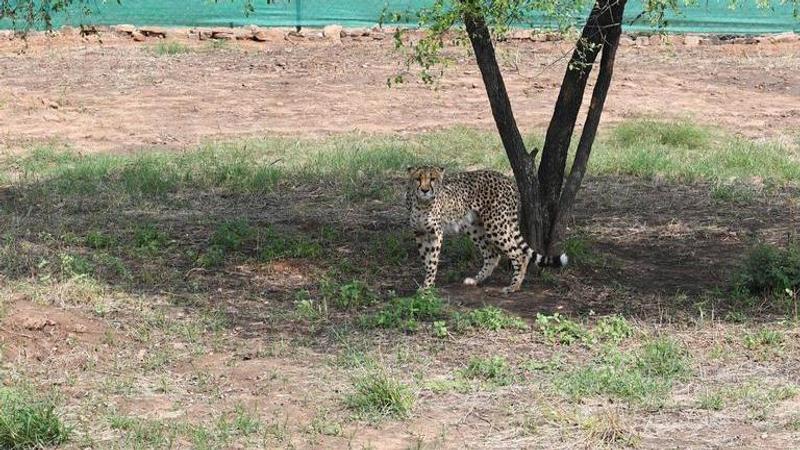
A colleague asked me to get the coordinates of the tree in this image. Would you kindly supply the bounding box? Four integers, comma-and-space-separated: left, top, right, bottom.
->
5, 0, 797, 256
394, 0, 798, 257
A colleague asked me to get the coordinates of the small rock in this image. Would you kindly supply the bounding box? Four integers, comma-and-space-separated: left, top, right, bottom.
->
132, 31, 146, 42
667, 35, 684, 46
345, 28, 370, 37
769, 32, 798, 43
323, 24, 343, 42
508, 29, 532, 40
733, 37, 757, 45
139, 26, 168, 38
700, 36, 721, 45
60, 26, 77, 36
635, 36, 649, 46
211, 27, 235, 40
112, 24, 136, 35
253, 28, 285, 42
235, 28, 255, 40
684, 35, 701, 47
0, 30, 13, 40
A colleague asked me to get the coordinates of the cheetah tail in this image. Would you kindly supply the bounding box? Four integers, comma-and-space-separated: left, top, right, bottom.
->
520, 242, 568, 268
535, 253, 569, 268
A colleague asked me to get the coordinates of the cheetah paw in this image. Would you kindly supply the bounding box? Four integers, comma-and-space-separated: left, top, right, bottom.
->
501, 286, 519, 294
463, 277, 478, 286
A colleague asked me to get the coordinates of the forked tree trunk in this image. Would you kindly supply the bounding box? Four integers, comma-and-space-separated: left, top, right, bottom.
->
464, 0, 628, 256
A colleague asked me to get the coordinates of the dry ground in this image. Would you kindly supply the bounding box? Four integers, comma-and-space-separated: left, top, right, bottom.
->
1, 31, 800, 449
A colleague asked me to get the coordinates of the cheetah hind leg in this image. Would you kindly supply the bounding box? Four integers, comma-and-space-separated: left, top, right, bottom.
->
492, 225, 532, 294
463, 226, 500, 287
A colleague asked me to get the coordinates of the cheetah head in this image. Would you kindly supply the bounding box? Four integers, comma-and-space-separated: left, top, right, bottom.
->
407, 166, 445, 202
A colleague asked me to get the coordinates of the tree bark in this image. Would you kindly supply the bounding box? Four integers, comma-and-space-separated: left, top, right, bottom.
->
539, 0, 628, 254
550, 0, 627, 249
463, 12, 544, 249
463, 0, 628, 256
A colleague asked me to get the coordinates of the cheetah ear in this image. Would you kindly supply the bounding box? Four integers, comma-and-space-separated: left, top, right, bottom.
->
436, 166, 445, 176
406, 167, 418, 177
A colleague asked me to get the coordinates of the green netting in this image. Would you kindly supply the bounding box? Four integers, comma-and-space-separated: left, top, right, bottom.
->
1, 0, 797, 34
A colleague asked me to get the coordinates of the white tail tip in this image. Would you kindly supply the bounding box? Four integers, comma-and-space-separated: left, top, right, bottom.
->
559, 253, 569, 267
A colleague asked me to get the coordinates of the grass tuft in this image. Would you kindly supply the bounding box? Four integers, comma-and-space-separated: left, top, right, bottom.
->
0, 388, 70, 449
346, 370, 415, 419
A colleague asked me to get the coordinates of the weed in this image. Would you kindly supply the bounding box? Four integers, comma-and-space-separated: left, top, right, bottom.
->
362, 289, 445, 332
557, 338, 690, 406
59, 253, 93, 278
210, 219, 252, 251
452, 306, 528, 332
735, 241, 800, 298
697, 389, 725, 411
322, 279, 376, 310
260, 226, 323, 261
0, 388, 70, 449
85, 231, 114, 249
432, 320, 449, 338
743, 328, 784, 351
593, 315, 634, 342
461, 356, 514, 386
346, 370, 415, 419
562, 235, 600, 267
151, 40, 191, 56
536, 313, 588, 345
133, 223, 168, 252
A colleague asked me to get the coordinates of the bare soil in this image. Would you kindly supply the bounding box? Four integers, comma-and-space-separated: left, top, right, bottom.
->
1, 32, 800, 449
0, 31, 798, 153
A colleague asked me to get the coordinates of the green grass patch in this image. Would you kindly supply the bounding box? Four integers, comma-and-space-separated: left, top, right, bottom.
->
536, 313, 589, 345
361, 289, 445, 332
460, 356, 515, 386
151, 40, 191, 56
556, 337, 690, 407
0, 388, 70, 449
259, 225, 323, 261
7, 122, 798, 206
734, 241, 800, 298
346, 370, 415, 419
452, 306, 528, 332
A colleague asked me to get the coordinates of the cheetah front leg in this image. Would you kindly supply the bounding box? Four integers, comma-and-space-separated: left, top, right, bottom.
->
415, 227, 443, 290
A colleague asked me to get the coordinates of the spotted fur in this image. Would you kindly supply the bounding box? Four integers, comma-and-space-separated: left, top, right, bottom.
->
406, 166, 567, 293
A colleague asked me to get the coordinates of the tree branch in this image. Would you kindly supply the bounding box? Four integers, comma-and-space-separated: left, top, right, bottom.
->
549, 0, 627, 252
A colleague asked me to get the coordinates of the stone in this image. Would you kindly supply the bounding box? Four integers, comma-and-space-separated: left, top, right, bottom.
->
618, 35, 634, 46
139, 26, 168, 38
132, 31, 146, 42
235, 28, 255, 40
508, 29, 532, 40
112, 24, 136, 35
345, 28, 370, 37
60, 26, 77, 36
253, 28, 285, 42
323, 24, 343, 42
0, 30, 14, 40
699, 36, 721, 45
635, 36, 649, 46
684, 35, 701, 47
733, 37, 757, 45
769, 32, 799, 43
211, 28, 235, 40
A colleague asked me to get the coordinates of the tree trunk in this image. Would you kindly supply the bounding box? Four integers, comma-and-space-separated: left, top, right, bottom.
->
464, 0, 627, 256
463, 12, 544, 250
539, 0, 628, 255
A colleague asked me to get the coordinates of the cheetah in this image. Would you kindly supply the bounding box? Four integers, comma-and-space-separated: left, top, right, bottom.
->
406, 166, 567, 293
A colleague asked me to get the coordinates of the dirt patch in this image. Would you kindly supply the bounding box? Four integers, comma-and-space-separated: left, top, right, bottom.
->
0, 300, 108, 362
1, 33, 798, 154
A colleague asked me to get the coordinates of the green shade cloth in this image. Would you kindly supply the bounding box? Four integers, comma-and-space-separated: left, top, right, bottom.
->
1, 0, 797, 34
